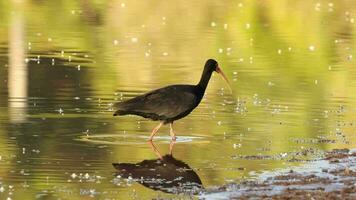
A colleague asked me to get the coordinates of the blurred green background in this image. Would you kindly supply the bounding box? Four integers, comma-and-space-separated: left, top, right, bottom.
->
0, 0, 355, 199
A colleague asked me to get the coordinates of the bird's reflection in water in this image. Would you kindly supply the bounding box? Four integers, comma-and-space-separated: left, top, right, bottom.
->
112, 141, 203, 194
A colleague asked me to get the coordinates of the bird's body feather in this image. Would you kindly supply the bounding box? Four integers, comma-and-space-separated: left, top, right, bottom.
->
114, 84, 202, 123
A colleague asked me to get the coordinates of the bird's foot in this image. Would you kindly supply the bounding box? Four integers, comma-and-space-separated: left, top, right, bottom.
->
171, 136, 177, 141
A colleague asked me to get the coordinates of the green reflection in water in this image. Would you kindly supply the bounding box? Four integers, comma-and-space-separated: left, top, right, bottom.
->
0, 0, 355, 199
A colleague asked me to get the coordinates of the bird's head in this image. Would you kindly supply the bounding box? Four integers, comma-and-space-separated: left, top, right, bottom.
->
205, 59, 232, 92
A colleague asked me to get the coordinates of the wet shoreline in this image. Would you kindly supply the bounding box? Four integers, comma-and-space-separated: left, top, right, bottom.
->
201, 149, 356, 199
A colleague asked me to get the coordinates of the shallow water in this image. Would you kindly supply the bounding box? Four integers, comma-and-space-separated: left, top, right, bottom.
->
0, 1, 356, 199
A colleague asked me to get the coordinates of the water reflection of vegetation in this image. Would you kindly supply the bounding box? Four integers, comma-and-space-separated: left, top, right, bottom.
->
0, 0, 355, 199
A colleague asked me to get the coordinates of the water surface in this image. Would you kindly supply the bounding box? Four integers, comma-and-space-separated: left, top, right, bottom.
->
0, 1, 355, 199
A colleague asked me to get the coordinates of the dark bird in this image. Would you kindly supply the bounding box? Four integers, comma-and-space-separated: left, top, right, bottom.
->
113, 59, 230, 141
112, 141, 203, 194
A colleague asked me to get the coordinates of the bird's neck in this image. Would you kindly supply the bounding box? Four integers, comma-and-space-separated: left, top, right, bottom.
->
197, 67, 213, 93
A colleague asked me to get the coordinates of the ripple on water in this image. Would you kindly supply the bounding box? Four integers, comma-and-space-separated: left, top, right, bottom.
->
76, 134, 210, 145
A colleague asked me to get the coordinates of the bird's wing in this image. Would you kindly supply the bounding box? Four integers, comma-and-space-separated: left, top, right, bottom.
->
115, 86, 198, 119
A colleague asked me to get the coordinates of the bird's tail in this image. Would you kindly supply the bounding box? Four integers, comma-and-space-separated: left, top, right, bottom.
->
113, 99, 139, 116
113, 102, 127, 116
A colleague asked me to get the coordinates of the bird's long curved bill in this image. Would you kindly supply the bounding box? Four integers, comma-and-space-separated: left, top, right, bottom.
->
216, 66, 232, 93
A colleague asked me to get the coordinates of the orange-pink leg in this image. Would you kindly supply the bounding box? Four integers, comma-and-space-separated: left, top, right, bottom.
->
149, 122, 163, 141
169, 123, 176, 141
169, 140, 175, 155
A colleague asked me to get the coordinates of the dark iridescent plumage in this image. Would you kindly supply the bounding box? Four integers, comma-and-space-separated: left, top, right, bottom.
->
113, 85, 201, 123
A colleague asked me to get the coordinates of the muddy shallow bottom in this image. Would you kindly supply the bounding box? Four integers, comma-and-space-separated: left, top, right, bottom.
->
201, 149, 356, 199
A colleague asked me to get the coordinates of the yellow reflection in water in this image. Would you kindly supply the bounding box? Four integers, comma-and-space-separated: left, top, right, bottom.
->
8, 0, 27, 123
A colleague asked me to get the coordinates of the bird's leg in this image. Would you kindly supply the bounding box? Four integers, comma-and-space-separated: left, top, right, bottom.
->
169, 140, 176, 155
149, 122, 163, 141
169, 122, 176, 141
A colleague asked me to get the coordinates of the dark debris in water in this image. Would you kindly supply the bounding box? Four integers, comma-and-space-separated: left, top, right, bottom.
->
292, 137, 337, 144
231, 147, 325, 162
202, 149, 356, 200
